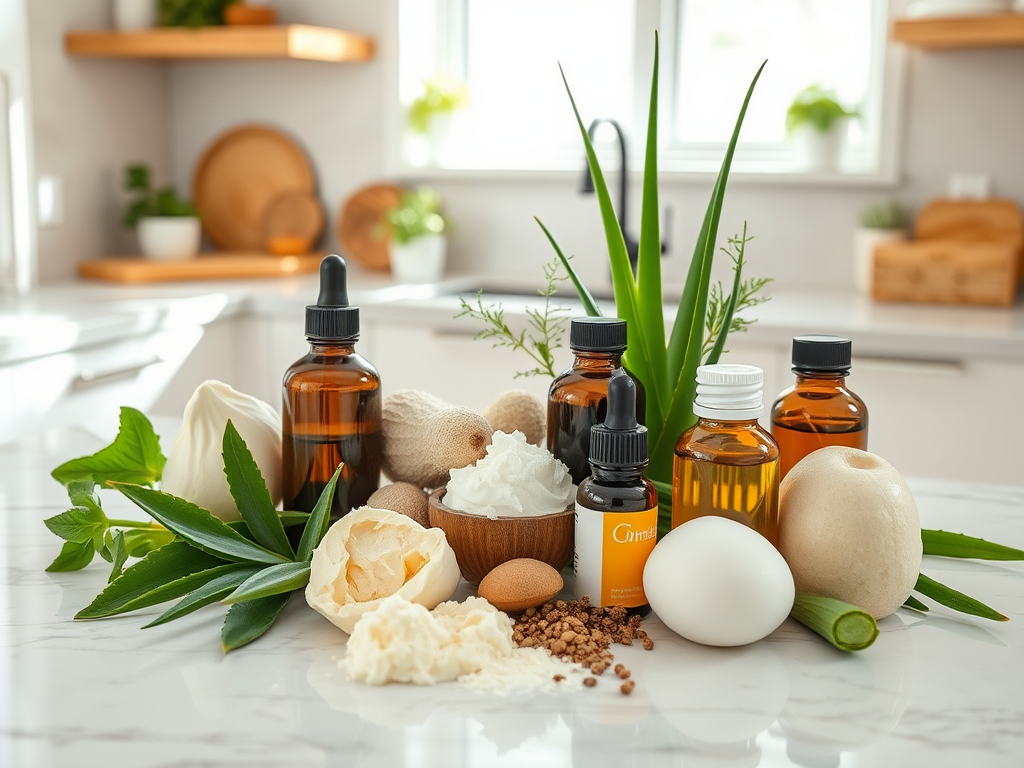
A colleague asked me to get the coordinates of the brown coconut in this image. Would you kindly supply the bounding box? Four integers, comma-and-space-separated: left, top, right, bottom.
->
483, 390, 546, 446
382, 390, 493, 489
367, 482, 431, 528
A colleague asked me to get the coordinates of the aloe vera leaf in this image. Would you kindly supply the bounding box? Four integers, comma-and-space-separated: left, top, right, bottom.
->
635, 31, 668, 401
903, 595, 930, 612
535, 217, 602, 317
651, 478, 673, 539
791, 593, 879, 652
705, 222, 748, 365
559, 64, 664, 430
914, 573, 1008, 622
651, 61, 767, 481
922, 529, 1024, 560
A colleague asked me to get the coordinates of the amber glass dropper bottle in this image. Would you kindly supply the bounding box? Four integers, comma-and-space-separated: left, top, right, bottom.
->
282, 255, 382, 524
770, 335, 868, 479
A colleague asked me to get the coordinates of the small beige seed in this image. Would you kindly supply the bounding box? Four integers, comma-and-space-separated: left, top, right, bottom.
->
477, 558, 564, 613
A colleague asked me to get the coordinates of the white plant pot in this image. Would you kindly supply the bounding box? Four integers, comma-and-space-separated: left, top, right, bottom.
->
389, 233, 447, 284
427, 113, 454, 167
854, 227, 906, 295
794, 118, 849, 174
137, 217, 201, 260
113, 0, 157, 30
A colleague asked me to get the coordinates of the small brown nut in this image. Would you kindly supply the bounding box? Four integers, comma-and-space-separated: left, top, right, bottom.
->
553, 674, 565, 682
367, 483, 431, 528
478, 559, 564, 613
583, 677, 597, 688
618, 668, 631, 680
614, 664, 624, 674
620, 680, 635, 695
642, 638, 655, 651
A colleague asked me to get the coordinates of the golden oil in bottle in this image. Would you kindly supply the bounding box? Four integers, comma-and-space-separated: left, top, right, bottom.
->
672, 364, 780, 546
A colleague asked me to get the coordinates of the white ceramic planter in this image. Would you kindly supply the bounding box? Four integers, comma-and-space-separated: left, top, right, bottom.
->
794, 117, 849, 174
389, 233, 447, 284
137, 217, 201, 260
113, 0, 157, 30
853, 227, 906, 295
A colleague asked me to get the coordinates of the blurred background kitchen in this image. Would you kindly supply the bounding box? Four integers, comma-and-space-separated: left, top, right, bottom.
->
2, 0, 1023, 485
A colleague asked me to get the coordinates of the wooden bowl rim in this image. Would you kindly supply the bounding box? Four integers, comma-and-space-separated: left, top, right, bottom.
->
428, 487, 573, 521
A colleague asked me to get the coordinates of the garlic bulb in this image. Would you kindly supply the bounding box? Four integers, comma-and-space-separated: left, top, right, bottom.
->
161, 380, 282, 521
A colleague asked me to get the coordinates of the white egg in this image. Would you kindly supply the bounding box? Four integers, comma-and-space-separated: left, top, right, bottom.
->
643, 516, 795, 647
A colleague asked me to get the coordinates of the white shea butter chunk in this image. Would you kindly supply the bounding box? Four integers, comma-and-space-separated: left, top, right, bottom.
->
445, 430, 574, 519
342, 595, 515, 685
305, 507, 460, 634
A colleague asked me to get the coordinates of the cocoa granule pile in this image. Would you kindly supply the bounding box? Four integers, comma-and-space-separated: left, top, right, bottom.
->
512, 597, 653, 692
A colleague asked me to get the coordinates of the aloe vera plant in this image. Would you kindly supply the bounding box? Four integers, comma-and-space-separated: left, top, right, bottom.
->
542, 34, 766, 527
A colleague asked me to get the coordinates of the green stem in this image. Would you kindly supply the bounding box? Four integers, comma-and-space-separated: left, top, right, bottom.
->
790, 593, 879, 652
107, 520, 164, 529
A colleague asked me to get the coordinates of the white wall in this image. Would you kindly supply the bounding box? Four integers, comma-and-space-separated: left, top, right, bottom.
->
28, 0, 169, 283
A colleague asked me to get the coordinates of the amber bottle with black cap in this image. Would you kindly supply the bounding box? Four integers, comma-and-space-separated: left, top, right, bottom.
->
770, 334, 868, 479
282, 255, 382, 522
547, 317, 646, 485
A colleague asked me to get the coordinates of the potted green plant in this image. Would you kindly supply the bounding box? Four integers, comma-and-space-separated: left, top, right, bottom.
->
407, 76, 468, 166
383, 187, 449, 283
854, 200, 911, 294
786, 85, 859, 173
122, 163, 201, 260
157, 0, 233, 27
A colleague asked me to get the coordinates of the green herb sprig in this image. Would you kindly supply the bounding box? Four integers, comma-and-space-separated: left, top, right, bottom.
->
702, 224, 772, 362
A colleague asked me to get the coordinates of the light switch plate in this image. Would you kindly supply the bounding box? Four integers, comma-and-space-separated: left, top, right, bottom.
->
37, 175, 63, 228
947, 173, 991, 200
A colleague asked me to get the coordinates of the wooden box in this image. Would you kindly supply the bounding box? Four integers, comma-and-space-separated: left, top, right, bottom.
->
871, 198, 1023, 307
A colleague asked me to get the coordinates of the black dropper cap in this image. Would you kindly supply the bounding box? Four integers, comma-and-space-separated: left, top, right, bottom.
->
305, 254, 359, 341
570, 316, 627, 352
792, 334, 852, 372
589, 373, 648, 469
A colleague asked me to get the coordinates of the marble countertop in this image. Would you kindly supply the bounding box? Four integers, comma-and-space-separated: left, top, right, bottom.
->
2, 427, 1023, 768
2, 269, 1024, 366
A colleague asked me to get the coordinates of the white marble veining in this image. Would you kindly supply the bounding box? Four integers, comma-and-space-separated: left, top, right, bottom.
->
2, 429, 1024, 768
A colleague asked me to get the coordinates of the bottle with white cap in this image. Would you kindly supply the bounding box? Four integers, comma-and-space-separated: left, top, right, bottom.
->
671, 364, 781, 546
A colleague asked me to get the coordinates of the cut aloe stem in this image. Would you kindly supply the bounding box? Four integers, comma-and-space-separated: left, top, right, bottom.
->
902, 595, 930, 613
922, 529, 1024, 560
914, 573, 1008, 622
791, 593, 879, 652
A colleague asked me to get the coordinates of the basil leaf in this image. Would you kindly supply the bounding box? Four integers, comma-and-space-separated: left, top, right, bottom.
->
67, 480, 104, 513
111, 483, 290, 565
45, 540, 96, 572
914, 572, 1008, 622
143, 565, 263, 628
107, 531, 129, 582
44, 507, 107, 544
223, 562, 310, 604
52, 407, 165, 487
922, 529, 1024, 560
296, 465, 343, 562
222, 421, 293, 559
75, 541, 226, 619
221, 593, 291, 652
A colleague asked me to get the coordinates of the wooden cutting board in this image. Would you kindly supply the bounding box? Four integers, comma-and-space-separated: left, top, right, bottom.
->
78, 253, 324, 284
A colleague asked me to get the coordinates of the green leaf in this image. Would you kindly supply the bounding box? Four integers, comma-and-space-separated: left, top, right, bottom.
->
535, 218, 602, 318
75, 541, 227, 619
280, 511, 311, 527
107, 530, 129, 582
903, 595, 929, 613
791, 593, 879, 652
223, 562, 311, 604
651, 478, 673, 539
654, 61, 766, 481
914, 572, 1008, 622
44, 507, 107, 544
67, 480, 104, 513
143, 564, 262, 628
922, 529, 1024, 560
221, 593, 291, 652
705, 223, 748, 365
222, 421, 293, 560
111, 483, 290, 565
122, 528, 176, 557
52, 407, 166, 488
296, 465, 343, 562
46, 540, 96, 572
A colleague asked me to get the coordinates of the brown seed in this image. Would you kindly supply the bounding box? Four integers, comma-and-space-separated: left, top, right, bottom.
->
618, 668, 631, 680
643, 638, 655, 651
583, 677, 597, 688
621, 680, 635, 695
477, 559, 564, 613
553, 674, 565, 682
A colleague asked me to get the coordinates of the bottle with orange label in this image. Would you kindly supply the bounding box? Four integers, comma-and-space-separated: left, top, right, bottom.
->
573, 373, 657, 617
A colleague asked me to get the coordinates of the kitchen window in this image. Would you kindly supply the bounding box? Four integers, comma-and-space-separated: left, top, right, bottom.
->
391, 0, 901, 181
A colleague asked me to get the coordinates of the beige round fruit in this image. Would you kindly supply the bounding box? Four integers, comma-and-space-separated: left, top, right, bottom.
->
477, 558, 563, 612
483, 390, 546, 446
367, 482, 430, 528
778, 446, 921, 619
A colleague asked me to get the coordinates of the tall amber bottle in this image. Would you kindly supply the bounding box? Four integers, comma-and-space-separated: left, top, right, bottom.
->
282, 255, 382, 522
547, 317, 645, 485
770, 335, 868, 479
672, 364, 780, 546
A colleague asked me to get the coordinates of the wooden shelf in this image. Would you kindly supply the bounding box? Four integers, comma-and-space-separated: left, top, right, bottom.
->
65, 25, 374, 63
893, 14, 1024, 49
78, 253, 325, 284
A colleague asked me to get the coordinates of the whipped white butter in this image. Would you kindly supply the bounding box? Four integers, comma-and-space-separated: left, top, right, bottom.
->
444, 430, 575, 519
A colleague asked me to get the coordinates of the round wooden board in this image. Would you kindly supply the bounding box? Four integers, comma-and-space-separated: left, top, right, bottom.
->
193, 125, 315, 251
262, 189, 324, 255
337, 183, 404, 271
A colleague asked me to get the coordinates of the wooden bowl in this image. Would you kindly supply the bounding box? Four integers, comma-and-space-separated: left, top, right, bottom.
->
428, 488, 574, 586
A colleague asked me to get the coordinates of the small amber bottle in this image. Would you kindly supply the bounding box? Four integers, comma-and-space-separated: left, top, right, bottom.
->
547, 317, 645, 485
672, 364, 780, 546
771, 335, 868, 479
574, 374, 657, 617
282, 255, 382, 523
